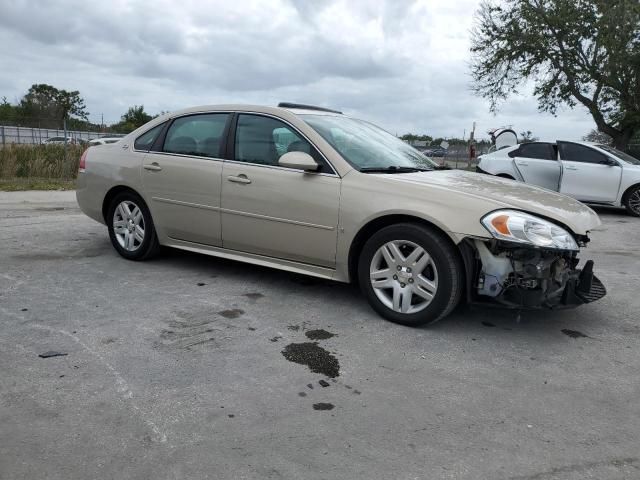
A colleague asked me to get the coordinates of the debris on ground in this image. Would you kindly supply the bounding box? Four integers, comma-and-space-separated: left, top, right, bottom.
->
38, 351, 68, 359
313, 403, 335, 411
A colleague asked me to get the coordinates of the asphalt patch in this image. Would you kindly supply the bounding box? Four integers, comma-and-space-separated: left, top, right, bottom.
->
281, 342, 340, 378
305, 329, 336, 340
313, 403, 335, 411
561, 329, 589, 339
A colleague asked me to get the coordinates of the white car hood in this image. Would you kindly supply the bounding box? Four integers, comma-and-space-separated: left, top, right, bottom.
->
383, 170, 602, 235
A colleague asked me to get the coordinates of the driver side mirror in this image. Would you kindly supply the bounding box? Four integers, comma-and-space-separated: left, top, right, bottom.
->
601, 158, 618, 166
278, 151, 319, 172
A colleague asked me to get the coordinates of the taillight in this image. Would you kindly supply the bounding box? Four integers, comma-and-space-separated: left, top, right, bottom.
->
79, 149, 88, 173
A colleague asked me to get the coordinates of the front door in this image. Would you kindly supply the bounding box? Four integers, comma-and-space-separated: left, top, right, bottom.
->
221, 113, 340, 267
142, 113, 230, 246
558, 142, 621, 202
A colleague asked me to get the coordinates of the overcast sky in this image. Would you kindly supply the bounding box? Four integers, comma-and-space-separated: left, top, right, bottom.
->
0, 0, 596, 140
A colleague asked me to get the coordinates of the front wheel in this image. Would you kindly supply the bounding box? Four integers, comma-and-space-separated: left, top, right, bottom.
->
107, 191, 160, 260
358, 223, 464, 326
624, 185, 640, 217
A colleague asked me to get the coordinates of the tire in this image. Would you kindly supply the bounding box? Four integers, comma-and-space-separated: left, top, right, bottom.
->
357, 223, 464, 326
107, 191, 160, 260
624, 185, 640, 217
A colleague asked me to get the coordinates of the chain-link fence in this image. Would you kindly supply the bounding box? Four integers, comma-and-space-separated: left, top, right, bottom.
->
0, 125, 111, 146
0, 116, 122, 147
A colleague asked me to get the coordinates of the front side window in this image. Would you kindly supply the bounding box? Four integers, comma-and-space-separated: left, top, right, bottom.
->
301, 114, 437, 171
597, 145, 639, 165
559, 143, 609, 164
234, 114, 325, 170
163, 114, 229, 158
134, 123, 165, 151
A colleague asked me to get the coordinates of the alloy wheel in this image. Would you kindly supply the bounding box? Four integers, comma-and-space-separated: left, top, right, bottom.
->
629, 190, 640, 215
113, 200, 145, 252
369, 240, 439, 314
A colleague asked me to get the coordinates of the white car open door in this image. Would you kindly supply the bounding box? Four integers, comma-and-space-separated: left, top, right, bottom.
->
558, 141, 621, 203
510, 142, 561, 191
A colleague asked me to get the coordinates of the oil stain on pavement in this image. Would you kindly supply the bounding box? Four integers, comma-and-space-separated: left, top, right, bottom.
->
281, 342, 340, 378
305, 329, 336, 340
561, 329, 590, 339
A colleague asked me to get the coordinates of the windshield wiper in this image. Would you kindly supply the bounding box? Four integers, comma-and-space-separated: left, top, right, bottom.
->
359, 166, 432, 173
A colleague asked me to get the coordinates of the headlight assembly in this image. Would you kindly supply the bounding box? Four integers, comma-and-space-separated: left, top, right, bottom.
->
481, 210, 579, 251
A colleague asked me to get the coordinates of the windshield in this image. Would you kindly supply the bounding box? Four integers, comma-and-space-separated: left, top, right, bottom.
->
301, 114, 437, 171
597, 145, 640, 165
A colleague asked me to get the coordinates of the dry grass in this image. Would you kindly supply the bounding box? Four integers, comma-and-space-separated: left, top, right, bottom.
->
0, 144, 83, 180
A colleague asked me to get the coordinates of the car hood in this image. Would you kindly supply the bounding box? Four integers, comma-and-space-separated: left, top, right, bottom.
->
378, 169, 601, 235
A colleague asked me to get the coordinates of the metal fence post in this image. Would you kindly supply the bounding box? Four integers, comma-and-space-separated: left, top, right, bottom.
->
1, 126, 5, 147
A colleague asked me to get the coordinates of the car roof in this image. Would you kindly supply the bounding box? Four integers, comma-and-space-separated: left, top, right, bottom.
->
154, 104, 344, 120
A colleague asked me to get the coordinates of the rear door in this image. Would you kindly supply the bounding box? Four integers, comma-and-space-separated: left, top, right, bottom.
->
141, 113, 231, 246
558, 142, 622, 202
511, 142, 561, 191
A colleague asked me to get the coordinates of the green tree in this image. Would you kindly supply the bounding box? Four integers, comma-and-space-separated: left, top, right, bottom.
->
583, 128, 613, 144
471, 0, 640, 150
520, 130, 539, 143
19, 84, 88, 128
112, 105, 153, 133
0, 96, 18, 124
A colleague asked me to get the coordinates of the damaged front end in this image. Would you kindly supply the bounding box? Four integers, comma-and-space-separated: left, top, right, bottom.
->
460, 209, 606, 309
464, 239, 606, 309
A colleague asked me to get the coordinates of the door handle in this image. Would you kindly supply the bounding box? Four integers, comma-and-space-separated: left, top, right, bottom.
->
227, 174, 251, 185
565, 166, 578, 170
143, 162, 162, 171
518, 162, 529, 166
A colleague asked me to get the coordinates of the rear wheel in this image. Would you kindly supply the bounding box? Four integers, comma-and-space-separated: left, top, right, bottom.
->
358, 223, 463, 326
624, 185, 640, 217
107, 191, 160, 260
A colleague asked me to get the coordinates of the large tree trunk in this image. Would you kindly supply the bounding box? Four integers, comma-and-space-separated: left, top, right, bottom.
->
610, 129, 633, 151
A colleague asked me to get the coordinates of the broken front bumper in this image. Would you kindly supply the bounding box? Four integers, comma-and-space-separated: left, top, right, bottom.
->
462, 239, 607, 310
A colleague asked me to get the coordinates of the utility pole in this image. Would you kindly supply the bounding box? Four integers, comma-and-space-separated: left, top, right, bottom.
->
468, 121, 476, 169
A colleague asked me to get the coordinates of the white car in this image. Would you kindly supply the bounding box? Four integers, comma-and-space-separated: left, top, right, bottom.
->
477, 141, 640, 216
88, 137, 123, 146
42, 136, 77, 145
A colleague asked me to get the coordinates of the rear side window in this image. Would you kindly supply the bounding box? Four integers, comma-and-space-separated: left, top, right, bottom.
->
559, 143, 608, 164
134, 123, 165, 151
518, 142, 555, 160
163, 114, 229, 158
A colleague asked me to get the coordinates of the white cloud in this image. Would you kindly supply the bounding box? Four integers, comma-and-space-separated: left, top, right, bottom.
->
0, 0, 595, 140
